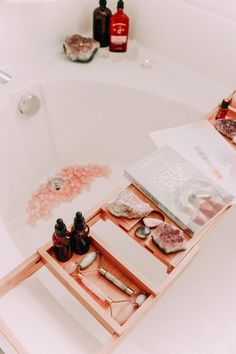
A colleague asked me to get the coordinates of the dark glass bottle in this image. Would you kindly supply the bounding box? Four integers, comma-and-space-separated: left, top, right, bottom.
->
52, 218, 72, 262
93, 0, 112, 47
70, 211, 91, 254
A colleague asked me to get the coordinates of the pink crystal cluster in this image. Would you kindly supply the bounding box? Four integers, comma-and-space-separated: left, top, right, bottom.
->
26, 164, 110, 227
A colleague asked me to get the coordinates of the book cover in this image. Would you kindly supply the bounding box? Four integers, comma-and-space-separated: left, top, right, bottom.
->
124, 145, 234, 237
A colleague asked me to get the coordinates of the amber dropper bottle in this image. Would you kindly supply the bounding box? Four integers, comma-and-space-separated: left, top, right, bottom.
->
70, 211, 91, 254
52, 218, 72, 262
93, 0, 112, 47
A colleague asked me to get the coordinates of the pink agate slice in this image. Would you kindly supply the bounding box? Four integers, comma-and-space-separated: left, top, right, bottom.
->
152, 222, 185, 254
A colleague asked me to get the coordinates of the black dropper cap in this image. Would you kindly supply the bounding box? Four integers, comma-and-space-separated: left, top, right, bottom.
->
117, 0, 124, 8
74, 211, 86, 228
99, 0, 107, 7
55, 218, 67, 237
220, 99, 230, 109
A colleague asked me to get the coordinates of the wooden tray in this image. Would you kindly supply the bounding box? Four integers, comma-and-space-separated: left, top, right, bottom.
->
0, 204, 198, 353
102, 184, 216, 273
37, 209, 159, 337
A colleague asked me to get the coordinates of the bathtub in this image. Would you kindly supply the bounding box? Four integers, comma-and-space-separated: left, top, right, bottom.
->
0, 50, 235, 354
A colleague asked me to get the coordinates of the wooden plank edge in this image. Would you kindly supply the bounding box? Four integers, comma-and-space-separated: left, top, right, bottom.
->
0, 253, 43, 298
157, 245, 199, 294
0, 318, 29, 354
98, 294, 156, 354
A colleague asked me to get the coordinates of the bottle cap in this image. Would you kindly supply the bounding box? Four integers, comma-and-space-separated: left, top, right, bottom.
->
117, 0, 124, 9
74, 211, 85, 228
55, 218, 67, 237
221, 99, 230, 109
99, 0, 107, 7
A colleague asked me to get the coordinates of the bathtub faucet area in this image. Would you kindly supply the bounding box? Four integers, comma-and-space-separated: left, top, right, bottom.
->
0, 70, 12, 84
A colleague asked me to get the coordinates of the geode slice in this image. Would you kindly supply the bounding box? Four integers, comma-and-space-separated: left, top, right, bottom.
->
63, 34, 100, 63
215, 119, 236, 139
151, 222, 186, 254
107, 190, 153, 219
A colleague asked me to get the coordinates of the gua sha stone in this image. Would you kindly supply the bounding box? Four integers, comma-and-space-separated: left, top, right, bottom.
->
215, 119, 236, 139
107, 190, 153, 219
143, 217, 164, 228
151, 222, 186, 254
63, 34, 100, 63
135, 225, 151, 239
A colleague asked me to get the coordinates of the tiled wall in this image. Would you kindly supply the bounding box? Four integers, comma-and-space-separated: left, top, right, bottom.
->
0, 0, 236, 87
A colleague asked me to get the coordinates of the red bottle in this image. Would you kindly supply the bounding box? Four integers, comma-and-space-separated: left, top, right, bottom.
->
215, 98, 230, 120
109, 0, 129, 52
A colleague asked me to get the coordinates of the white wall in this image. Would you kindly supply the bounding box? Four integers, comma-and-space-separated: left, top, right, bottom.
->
0, 0, 236, 87
132, 0, 236, 87
0, 0, 90, 67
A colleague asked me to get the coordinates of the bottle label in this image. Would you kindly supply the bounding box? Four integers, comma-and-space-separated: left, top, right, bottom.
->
111, 35, 127, 44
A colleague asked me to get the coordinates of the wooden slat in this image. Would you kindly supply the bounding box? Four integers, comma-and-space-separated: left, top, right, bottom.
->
90, 230, 159, 295
0, 318, 29, 354
98, 295, 157, 354
157, 245, 200, 294
99, 246, 200, 354
0, 253, 43, 298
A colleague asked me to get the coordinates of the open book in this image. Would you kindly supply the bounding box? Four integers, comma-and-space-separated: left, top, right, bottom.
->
124, 145, 234, 237
149, 120, 236, 198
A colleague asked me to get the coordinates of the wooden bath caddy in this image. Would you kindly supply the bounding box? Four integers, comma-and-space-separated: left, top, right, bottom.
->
0, 94, 235, 354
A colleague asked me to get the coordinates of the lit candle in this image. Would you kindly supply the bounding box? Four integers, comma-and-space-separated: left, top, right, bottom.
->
141, 59, 153, 69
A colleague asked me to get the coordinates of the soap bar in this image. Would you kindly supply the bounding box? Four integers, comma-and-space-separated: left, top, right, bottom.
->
63, 34, 100, 63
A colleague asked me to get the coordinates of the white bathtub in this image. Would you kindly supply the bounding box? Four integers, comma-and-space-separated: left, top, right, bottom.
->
0, 50, 235, 354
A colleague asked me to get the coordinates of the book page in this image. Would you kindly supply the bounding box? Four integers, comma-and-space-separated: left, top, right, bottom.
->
149, 120, 236, 199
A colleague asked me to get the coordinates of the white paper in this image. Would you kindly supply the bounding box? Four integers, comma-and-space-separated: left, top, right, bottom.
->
150, 120, 236, 198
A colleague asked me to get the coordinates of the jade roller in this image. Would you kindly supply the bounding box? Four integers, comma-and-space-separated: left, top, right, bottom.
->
77, 273, 112, 305
99, 267, 134, 296
64, 251, 97, 274
114, 292, 147, 325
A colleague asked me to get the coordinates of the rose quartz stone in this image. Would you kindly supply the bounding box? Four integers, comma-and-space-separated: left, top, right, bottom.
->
114, 303, 134, 325
64, 262, 77, 274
